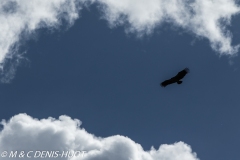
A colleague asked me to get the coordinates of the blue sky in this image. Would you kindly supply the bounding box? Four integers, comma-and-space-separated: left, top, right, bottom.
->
0, 1, 240, 160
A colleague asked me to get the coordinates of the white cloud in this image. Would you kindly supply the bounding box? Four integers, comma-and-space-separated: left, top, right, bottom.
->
0, 0, 239, 82
96, 0, 240, 55
0, 0, 86, 82
0, 113, 199, 160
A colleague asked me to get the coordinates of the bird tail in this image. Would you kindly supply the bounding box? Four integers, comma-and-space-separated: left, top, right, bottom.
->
177, 81, 182, 84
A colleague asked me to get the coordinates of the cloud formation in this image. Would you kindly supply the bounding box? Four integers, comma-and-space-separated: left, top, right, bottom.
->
0, 113, 199, 160
0, 0, 82, 62
0, 0, 85, 82
0, 0, 240, 82
97, 0, 240, 54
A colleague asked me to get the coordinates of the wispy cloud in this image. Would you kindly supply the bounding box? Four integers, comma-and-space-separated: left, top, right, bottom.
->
0, 0, 239, 82
0, 0, 85, 82
97, 0, 240, 54
0, 113, 199, 160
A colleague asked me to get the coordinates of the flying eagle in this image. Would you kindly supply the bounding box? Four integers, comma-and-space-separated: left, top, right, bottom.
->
160, 68, 189, 87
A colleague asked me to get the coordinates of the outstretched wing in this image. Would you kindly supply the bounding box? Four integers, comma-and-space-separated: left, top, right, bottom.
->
160, 79, 175, 87
174, 68, 189, 80
160, 68, 189, 87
